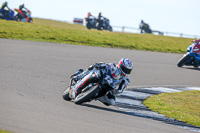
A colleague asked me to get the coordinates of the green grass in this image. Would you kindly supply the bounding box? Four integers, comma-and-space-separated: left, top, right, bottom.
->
144, 90, 200, 127
0, 129, 12, 133
0, 18, 194, 53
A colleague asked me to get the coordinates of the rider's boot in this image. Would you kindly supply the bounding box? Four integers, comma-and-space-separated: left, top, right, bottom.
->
97, 91, 116, 106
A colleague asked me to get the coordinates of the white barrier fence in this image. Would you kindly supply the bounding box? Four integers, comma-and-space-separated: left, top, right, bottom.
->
112, 26, 200, 39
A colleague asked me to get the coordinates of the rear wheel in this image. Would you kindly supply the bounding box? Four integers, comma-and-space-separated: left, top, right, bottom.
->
62, 87, 71, 101
74, 86, 99, 105
177, 53, 192, 67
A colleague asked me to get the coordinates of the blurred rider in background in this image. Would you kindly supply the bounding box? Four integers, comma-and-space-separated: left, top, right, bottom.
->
187, 39, 200, 67
85, 12, 93, 21
18, 3, 30, 22
19, 3, 29, 16
0, 1, 11, 18
139, 20, 152, 33
97, 12, 103, 30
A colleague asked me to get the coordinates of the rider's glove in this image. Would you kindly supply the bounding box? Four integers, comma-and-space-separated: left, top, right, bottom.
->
116, 80, 128, 94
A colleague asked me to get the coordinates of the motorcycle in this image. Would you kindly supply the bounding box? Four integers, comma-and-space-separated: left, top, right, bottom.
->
14, 9, 33, 23
85, 16, 97, 29
177, 40, 200, 68
85, 16, 112, 31
62, 68, 117, 105
139, 23, 152, 34
0, 9, 15, 20
101, 18, 112, 31
97, 17, 112, 31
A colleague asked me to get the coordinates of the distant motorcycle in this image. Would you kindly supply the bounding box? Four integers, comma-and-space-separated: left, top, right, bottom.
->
97, 17, 112, 31
62, 68, 117, 105
14, 9, 33, 23
85, 16, 97, 29
85, 16, 112, 31
101, 18, 112, 31
139, 23, 152, 33
0, 9, 15, 20
177, 39, 200, 68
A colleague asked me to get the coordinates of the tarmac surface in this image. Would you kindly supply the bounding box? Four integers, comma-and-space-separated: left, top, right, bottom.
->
0, 39, 200, 133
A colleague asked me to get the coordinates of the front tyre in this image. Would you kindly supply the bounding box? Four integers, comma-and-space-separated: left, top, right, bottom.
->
109, 26, 113, 31
74, 86, 99, 105
177, 53, 192, 67
29, 17, 33, 23
62, 87, 71, 101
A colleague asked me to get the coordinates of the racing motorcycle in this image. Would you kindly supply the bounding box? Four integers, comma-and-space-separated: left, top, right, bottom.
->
14, 9, 33, 23
101, 18, 112, 31
0, 9, 15, 20
177, 40, 200, 68
85, 16, 97, 29
139, 22, 152, 34
62, 68, 117, 104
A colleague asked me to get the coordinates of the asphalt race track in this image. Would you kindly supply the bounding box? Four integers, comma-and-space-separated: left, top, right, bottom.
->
0, 39, 200, 133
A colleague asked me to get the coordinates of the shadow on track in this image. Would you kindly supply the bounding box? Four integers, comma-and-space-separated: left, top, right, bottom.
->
81, 103, 200, 131
184, 67, 200, 71
179, 66, 200, 71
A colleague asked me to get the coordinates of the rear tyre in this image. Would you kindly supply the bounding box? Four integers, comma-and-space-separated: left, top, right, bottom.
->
74, 86, 99, 105
177, 53, 192, 67
62, 87, 71, 101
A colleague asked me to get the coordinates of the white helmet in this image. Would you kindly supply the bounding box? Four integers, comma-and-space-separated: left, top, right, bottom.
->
117, 58, 133, 77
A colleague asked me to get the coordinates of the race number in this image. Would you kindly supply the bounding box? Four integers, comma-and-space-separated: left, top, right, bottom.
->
104, 75, 113, 85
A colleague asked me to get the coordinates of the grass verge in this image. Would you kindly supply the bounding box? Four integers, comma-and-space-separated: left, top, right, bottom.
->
0, 18, 194, 53
0, 129, 12, 133
143, 90, 200, 127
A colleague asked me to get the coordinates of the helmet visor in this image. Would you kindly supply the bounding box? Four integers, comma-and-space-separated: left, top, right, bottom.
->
120, 64, 132, 74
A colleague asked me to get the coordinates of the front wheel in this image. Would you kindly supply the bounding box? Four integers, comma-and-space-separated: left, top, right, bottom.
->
177, 53, 192, 67
29, 17, 33, 23
109, 26, 113, 31
62, 87, 71, 101
74, 86, 100, 105
86, 23, 92, 29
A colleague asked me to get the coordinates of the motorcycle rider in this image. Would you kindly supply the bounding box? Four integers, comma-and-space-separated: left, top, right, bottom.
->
97, 12, 103, 30
85, 12, 92, 21
18, 3, 30, 22
188, 39, 200, 67
70, 58, 133, 106
139, 20, 152, 33
19, 3, 29, 12
0, 2, 11, 18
